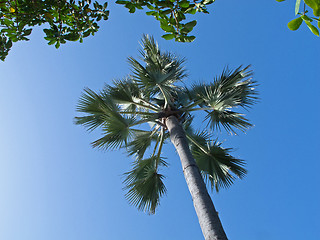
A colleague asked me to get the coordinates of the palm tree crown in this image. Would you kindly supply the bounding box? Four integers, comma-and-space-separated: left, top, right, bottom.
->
75, 35, 258, 215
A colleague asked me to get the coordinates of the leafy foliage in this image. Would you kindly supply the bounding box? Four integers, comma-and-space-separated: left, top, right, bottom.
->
1, 0, 317, 61
0, 0, 217, 61
116, 0, 215, 42
0, 0, 109, 60
75, 35, 257, 214
277, 0, 320, 36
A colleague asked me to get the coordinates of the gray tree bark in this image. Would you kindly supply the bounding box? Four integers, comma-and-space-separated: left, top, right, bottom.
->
166, 115, 228, 240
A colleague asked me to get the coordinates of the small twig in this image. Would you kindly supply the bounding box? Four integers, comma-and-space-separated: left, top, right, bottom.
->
171, 9, 180, 34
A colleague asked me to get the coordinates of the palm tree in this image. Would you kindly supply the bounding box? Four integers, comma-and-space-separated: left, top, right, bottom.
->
75, 35, 258, 240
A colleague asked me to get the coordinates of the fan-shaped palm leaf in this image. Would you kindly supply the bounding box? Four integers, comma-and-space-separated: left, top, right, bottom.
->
187, 66, 258, 134
205, 110, 252, 134
187, 131, 247, 191
190, 66, 258, 109
123, 157, 168, 214
75, 88, 119, 131
140, 35, 187, 82
128, 35, 187, 105
127, 129, 160, 159
106, 78, 141, 103
92, 114, 138, 150
105, 78, 160, 113
213, 66, 258, 109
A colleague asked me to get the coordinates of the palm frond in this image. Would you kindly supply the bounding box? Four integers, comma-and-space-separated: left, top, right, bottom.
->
141, 35, 187, 80
187, 82, 208, 104
216, 65, 258, 109
187, 130, 212, 147
174, 86, 192, 108
75, 88, 118, 131
127, 57, 155, 89
187, 132, 247, 191
205, 110, 252, 134
139, 34, 161, 65
123, 157, 168, 214
186, 66, 257, 134
92, 115, 137, 150
127, 129, 159, 159
189, 66, 258, 110
105, 78, 160, 113
182, 114, 195, 133
105, 78, 140, 103
128, 35, 187, 104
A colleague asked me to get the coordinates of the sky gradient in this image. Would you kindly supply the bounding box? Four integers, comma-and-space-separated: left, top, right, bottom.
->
1, 0, 320, 239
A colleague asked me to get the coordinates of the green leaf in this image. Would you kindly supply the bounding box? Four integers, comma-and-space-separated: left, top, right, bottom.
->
115, 0, 128, 4
125, 2, 135, 13
83, 30, 91, 37
180, 27, 191, 34
24, 29, 32, 36
304, 0, 320, 16
55, 41, 60, 49
314, 8, 320, 17
183, 35, 196, 42
275, 0, 285, 2
162, 33, 175, 40
43, 29, 51, 35
305, 20, 320, 36
3, 18, 14, 27
179, 0, 190, 8
147, 4, 155, 10
48, 39, 56, 45
64, 33, 80, 41
304, 0, 317, 10
160, 21, 175, 32
6, 40, 13, 48
162, 9, 171, 15
202, 0, 215, 4
287, 16, 303, 30
156, 1, 173, 7
146, 11, 155, 16
301, 14, 313, 22
184, 20, 197, 30
295, 0, 301, 15
129, 6, 136, 13
177, 11, 186, 21
185, 7, 197, 14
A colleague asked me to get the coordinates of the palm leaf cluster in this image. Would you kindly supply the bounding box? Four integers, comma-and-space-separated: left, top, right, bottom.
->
75, 35, 258, 214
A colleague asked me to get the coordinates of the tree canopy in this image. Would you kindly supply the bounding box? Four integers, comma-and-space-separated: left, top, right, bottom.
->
277, 0, 320, 36
1, 0, 319, 61
75, 35, 258, 215
0, 0, 215, 61
0, 0, 109, 60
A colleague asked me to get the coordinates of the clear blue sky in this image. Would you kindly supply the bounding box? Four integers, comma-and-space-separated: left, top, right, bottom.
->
1, 0, 319, 239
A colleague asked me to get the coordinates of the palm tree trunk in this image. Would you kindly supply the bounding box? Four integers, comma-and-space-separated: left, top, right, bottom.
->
166, 115, 228, 240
